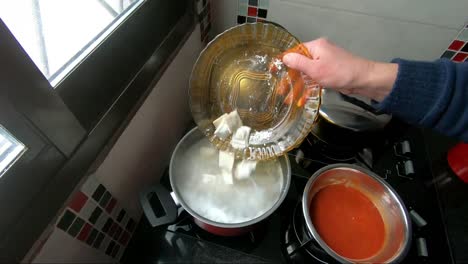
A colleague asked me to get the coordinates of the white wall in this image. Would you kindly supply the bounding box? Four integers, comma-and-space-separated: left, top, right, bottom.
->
211, 0, 465, 61
211, 0, 238, 36
94, 26, 204, 218
25, 26, 204, 264
32, 229, 113, 263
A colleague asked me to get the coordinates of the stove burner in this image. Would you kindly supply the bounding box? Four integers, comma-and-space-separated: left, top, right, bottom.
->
303, 134, 357, 163
282, 201, 337, 264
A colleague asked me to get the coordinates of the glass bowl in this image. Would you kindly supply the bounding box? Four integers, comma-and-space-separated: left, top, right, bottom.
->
189, 22, 321, 160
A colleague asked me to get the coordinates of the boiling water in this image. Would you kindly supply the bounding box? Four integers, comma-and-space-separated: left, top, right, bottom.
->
176, 138, 284, 224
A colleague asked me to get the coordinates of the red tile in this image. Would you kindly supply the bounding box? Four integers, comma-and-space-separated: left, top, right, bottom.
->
77, 223, 92, 241
452, 52, 468, 62
105, 198, 117, 214
448, 40, 465, 51
248, 7, 257, 17
69, 191, 88, 213
119, 231, 130, 246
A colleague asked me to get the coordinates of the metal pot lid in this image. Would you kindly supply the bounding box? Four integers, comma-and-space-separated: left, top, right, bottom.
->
319, 89, 391, 132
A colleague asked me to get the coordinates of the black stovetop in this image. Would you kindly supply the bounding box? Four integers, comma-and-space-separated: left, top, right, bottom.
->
122, 122, 454, 263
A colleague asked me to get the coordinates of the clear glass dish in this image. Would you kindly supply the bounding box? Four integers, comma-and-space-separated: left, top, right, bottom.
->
189, 22, 321, 160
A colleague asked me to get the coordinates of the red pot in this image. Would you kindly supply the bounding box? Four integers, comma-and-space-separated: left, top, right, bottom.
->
140, 127, 291, 236
193, 218, 258, 236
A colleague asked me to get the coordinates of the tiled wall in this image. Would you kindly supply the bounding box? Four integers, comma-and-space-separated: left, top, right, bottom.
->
231, 0, 467, 63
212, 0, 463, 61
53, 175, 137, 261
26, 174, 138, 262
26, 27, 204, 262
441, 24, 468, 62
237, 0, 269, 24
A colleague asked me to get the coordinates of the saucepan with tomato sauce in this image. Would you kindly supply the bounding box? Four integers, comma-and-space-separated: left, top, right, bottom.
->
302, 164, 411, 263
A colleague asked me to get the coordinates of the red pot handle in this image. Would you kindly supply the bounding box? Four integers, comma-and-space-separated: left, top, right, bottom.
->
447, 143, 468, 183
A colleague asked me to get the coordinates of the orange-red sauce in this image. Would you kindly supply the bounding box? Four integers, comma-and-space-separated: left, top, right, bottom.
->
310, 184, 385, 259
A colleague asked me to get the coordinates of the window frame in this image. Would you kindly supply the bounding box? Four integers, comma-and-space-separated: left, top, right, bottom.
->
0, 0, 196, 261
56, 0, 193, 130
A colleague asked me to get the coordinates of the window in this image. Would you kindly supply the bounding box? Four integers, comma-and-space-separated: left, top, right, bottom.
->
0, 125, 26, 177
0, 1, 193, 259
0, 0, 144, 86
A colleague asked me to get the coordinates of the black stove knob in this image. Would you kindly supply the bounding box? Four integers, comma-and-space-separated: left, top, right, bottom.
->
396, 160, 415, 179
416, 237, 429, 257
394, 140, 412, 158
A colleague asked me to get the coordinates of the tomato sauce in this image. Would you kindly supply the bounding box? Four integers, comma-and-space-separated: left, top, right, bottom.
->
310, 184, 385, 259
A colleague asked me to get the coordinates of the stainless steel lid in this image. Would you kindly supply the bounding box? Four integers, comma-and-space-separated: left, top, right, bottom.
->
319, 89, 391, 132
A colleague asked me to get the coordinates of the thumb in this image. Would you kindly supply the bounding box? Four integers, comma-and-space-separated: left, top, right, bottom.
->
282, 53, 317, 78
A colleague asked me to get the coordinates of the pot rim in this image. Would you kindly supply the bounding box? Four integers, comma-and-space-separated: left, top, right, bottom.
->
301, 163, 412, 263
169, 127, 291, 229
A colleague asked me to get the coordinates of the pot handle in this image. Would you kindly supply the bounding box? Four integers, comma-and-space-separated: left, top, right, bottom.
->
140, 184, 178, 227
339, 93, 384, 116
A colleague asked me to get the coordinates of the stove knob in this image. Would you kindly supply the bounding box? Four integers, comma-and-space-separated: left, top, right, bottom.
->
416, 237, 429, 257
410, 209, 428, 227
396, 160, 415, 179
394, 140, 412, 157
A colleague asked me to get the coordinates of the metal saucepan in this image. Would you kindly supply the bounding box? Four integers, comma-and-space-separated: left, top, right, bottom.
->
302, 164, 411, 263
140, 127, 291, 236
310, 89, 392, 148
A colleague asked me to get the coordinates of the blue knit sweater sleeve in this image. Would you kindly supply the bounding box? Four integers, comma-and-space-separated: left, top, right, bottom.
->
375, 58, 468, 142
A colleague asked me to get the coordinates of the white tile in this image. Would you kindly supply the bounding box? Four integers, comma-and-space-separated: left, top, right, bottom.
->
95, 213, 107, 231
238, 3, 247, 16
80, 175, 99, 197
121, 214, 129, 229
79, 199, 97, 221
279, 0, 466, 29
258, 0, 269, 9
111, 204, 122, 220
457, 28, 468, 42
99, 235, 111, 252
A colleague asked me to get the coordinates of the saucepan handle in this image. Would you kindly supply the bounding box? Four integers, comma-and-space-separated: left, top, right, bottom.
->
339, 93, 384, 116
140, 184, 179, 227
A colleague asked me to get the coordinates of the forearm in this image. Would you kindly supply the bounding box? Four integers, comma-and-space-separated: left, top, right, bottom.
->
373, 59, 468, 142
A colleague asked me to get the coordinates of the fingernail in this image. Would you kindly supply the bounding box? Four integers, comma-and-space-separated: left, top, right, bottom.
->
282, 53, 293, 66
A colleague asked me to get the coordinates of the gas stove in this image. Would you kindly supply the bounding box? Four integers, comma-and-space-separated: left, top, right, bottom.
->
122, 120, 453, 263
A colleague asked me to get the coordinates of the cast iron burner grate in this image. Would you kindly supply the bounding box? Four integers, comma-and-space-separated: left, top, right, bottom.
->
281, 200, 337, 264
166, 209, 269, 254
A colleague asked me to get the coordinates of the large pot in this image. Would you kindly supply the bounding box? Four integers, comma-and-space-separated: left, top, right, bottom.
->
140, 127, 291, 236
302, 164, 411, 263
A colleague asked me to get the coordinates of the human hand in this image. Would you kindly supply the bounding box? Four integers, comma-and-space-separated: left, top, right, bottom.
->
282, 38, 398, 102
